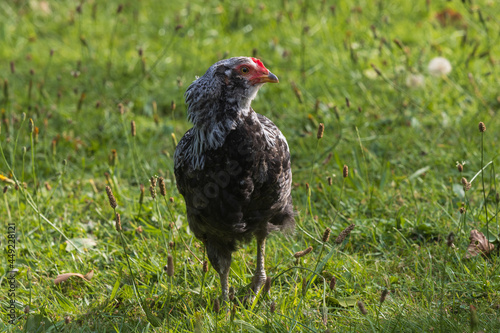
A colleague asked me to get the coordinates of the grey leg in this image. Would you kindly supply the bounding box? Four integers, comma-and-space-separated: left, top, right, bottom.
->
252, 237, 267, 294
206, 241, 232, 301
220, 265, 230, 300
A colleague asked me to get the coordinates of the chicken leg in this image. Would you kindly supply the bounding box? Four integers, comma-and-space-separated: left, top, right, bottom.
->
251, 236, 267, 295
206, 241, 232, 300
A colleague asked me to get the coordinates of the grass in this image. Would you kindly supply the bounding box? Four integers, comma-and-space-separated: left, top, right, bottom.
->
1, 0, 500, 331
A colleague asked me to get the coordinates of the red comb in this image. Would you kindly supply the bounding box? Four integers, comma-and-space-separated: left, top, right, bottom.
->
251, 57, 267, 70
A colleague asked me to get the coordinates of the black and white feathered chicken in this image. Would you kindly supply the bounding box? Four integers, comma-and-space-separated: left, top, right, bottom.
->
174, 57, 294, 299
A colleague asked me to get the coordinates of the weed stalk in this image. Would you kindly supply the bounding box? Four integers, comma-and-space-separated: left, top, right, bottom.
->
479, 123, 489, 241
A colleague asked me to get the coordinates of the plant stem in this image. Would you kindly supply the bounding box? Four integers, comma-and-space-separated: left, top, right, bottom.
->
480, 131, 489, 241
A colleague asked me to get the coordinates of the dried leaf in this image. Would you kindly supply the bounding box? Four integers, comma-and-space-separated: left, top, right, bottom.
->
435, 8, 463, 27
84, 270, 94, 280
465, 230, 495, 259
54, 270, 94, 285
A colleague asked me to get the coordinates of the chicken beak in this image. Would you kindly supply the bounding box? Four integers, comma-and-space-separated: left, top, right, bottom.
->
264, 72, 280, 83
252, 71, 279, 84
263, 72, 279, 83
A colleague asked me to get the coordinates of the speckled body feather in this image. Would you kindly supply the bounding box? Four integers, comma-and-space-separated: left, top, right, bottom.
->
175, 111, 294, 246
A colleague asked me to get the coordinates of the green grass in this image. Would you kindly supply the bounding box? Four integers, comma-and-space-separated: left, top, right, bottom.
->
1, 0, 500, 331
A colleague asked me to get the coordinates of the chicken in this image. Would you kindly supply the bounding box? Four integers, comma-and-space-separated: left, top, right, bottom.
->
174, 57, 294, 300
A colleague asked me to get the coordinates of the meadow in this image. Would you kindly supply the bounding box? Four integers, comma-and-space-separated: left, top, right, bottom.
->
1, 0, 500, 331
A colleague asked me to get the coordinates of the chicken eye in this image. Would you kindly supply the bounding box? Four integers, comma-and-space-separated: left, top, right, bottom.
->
241, 67, 249, 73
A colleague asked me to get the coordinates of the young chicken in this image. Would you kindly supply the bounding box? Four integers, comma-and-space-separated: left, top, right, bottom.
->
174, 57, 294, 300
